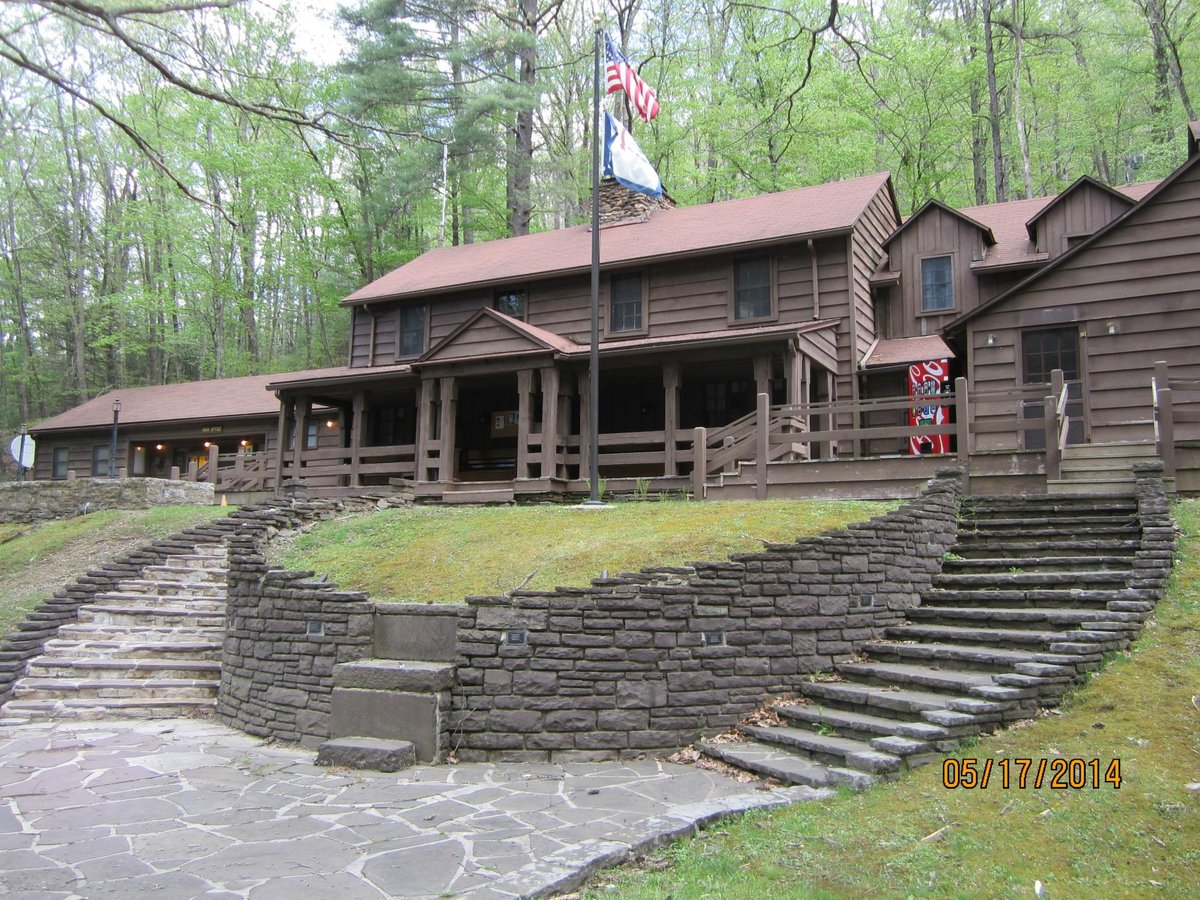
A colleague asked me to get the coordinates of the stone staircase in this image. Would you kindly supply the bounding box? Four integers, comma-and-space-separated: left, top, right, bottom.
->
2, 546, 228, 720
699, 493, 1171, 788
1049, 440, 1160, 496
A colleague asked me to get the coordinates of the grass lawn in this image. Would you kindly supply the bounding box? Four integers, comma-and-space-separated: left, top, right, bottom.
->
273, 499, 896, 603
583, 498, 1200, 899
0, 506, 228, 637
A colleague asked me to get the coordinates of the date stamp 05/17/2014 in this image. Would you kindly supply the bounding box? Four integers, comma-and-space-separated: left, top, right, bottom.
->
942, 757, 1123, 790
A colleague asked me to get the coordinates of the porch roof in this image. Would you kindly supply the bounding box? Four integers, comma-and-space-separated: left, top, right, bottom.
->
265, 363, 414, 392
862, 335, 955, 370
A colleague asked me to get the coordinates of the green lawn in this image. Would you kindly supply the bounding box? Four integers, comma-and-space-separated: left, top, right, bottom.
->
274, 499, 897, 603
585, 499, 1200, 898
0, 506, 228, 637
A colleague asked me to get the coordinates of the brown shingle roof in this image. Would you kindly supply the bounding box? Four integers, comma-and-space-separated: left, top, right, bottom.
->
864, 335, 955, 369
30, 373, 292, 435
342, 173, 894, 305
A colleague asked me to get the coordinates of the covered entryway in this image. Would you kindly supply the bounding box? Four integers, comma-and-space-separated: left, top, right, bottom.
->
455, 375, 520, 481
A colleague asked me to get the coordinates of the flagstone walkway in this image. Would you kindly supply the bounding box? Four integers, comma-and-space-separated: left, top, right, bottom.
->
0, 718, 825, 899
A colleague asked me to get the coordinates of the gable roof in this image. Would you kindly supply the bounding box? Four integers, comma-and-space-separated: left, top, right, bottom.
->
943, 153, 1200, 333
883, 199, 996, 249
30, 373, 289, 435
1023, 175, 1137, 239
341, 173, 896, 306
417, 307, 580, 364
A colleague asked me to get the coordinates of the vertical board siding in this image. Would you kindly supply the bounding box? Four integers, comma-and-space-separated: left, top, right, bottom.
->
850, 186, 900, 359
1034, 182, 1132, 257
969, 160, 1200, 442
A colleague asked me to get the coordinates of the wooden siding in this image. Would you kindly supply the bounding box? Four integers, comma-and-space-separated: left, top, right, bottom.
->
424, 314, 549, 362
851, 187, 899, 361
1033, 182, 1131, 258
967, 159, 1200, 443
886, 206, 990, 337
349, 307, 373, 367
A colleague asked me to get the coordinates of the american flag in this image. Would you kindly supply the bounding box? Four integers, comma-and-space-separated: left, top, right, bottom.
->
605, 33, 659, 123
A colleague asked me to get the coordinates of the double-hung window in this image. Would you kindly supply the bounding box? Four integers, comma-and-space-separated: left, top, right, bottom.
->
920, 256, 954, 311
399, 305, 427, 357
733, 256, 772, 321
609, 272, 644, 333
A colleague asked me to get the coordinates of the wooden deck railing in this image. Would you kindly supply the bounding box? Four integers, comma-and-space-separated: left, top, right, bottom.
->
191, 450, 274, 493
1154, 360, 1200, 478
280, 443, 416, 486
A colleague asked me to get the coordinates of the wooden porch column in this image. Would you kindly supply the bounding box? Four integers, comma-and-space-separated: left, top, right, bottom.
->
541, 366, 561, 480
415, 378, 434, 481
292, 395, 310, 477
273, 397, 291, 492
785, 343, 806, 406
207, 444, 220, 486
753, 353, 772, 400
437, 376, 458, 483
662, 362, 680, 477
578, 371, 591, 480
348, 390, 366, 488
516, 369, 534, 480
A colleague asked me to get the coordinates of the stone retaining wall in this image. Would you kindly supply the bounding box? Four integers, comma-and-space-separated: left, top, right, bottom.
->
217, 535, 375, 746
0, 477, 214, 523
449, 467, 963, 760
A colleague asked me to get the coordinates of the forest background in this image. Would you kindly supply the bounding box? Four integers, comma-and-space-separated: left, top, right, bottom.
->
0, 0, 1195, 436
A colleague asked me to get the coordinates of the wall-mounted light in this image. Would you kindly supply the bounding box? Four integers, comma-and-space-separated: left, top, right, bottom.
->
203, 441, 211, 448
325, 419, 337, 429
1106, 321, 1118, 335
986, 334, 997, 346
155, 444, 165, 451
240, 439, 250, 447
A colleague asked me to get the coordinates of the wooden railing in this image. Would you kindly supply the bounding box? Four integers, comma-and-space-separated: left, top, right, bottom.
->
280, 443, 416, 486
689, 374, 1073, 498
1154, 360, 1200, 478
191, 450, 274, 493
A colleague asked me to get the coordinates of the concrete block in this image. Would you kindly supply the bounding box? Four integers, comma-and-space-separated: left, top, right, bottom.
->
316, 736, 416, 772
330, 687, 443, 763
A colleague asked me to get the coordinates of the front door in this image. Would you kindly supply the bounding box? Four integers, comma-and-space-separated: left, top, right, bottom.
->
1022, 326, 1086, 449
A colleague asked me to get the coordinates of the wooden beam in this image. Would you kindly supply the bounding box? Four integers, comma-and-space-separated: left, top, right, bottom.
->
663, 362, 679, 477
293, 394, 309, 477
540, 366, 560, 480
348, 390, 366, 488
577, 371, 591, 480
415, 378, 433, 482
517, 368, 534, 480
437, 376, 457, 483
754, 353, 772, 400
273, 397, 290, 493
692, 426, 707, 500
756, 391, 769, 500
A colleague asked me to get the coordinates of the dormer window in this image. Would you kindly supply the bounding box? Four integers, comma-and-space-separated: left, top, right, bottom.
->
494, 289, 527, 321
921, 255, 954, 311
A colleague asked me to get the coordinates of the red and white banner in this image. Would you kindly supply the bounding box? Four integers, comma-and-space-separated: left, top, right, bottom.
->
908, 359, 951, 455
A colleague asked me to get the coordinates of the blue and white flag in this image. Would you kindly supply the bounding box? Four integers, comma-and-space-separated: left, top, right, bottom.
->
602, 111, 663, 200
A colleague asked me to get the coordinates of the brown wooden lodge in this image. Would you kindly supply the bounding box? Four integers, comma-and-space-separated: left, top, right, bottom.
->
27, 125, 1200, 501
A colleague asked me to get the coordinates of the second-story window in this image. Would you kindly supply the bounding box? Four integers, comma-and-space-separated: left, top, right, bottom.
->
733, 256, 772, 320
494, 289, 527, 321
921, 255, 954, 311
399, 305, 426, 356
609, 272, 643, 333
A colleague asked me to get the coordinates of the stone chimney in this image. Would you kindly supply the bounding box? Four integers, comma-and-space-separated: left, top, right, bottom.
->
597, 178, 675, 225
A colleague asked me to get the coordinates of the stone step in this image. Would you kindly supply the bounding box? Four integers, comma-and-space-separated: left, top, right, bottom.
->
958, 512, 1139, 528
112, 580, 226, 598
932, 571, 1130, 589
774, 701, 951, 744
923, 587, 1148, 608
740, 724, 907, 772
941, 556, 1136, 573
906, 606, 1142, 630
161, 553, 229, 570
25, 658, 220, 680
139, 565, 228, 584
798, 679, 1003, 722
954, 525, 1139, 540
1045, 479, 1134, 497
836, 661, 1034, 703
39, 639, 223, 660
964, 497, 1137, 513
945, 539, 1140, 558
90, 593, 226, 612
696, 739, 873, 790
12, 677, 219, 701
1, 697, 215, 720
861, 640, 1084, 672
316, 736, 416, 772
78, 607, 226, 628
332, 659, 455, 693
885, 622, 1082, 647
55, 624, 224, 642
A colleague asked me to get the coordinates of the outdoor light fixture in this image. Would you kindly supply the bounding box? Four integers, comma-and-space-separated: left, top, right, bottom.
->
326, 419, 336, 428
203, 441, 211, 448
1106, 321, 1118, 335
986, 334, 997, 346
155, 444, 165, 451
109, 399, 121, 477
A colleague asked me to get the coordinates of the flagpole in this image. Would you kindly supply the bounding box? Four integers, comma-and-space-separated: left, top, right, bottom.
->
586, 19, 602, 505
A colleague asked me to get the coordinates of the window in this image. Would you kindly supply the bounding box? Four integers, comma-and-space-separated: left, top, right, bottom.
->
733, 256, 772, 321
52, 447, 69, 479
399, 305, 427, 356
494, 289, 527, 321
920, 256, 954, 311
609, 272, 643, 333
1022, 327, 1080, 384
305, 422, 319, 450
91, 445, 111, 476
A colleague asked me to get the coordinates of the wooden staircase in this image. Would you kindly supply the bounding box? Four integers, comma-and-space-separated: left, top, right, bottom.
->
1049, 441, 1161, 496
2, 547, 228, 720
699, 494, 1170, 788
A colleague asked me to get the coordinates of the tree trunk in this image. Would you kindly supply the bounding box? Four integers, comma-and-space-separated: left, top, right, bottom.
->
1011, 0, 1033, 198
507, 0, 537, 237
